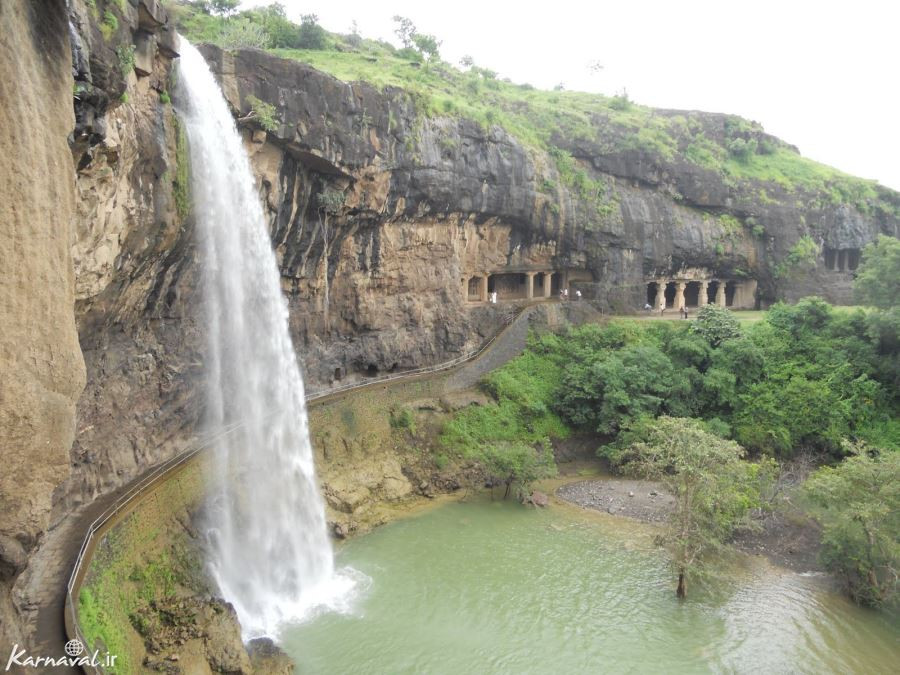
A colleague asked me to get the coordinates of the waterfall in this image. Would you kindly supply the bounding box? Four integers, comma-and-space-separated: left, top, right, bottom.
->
174, 38, 355, 638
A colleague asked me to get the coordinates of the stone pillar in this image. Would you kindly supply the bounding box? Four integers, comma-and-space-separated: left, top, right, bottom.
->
699, 281, 709, 306
526, 272, 536, 300
480, 275, 489, 302
543, 272, 552, 298
655, 280, 666, 310
675, 282, 686, 310
715, 282, 726, 307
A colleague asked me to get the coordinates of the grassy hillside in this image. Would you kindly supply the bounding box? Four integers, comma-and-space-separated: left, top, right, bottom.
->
170, 2, 897, 216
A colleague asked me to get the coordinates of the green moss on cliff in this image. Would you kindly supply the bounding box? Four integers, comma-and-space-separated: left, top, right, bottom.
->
173, 116, 190, 219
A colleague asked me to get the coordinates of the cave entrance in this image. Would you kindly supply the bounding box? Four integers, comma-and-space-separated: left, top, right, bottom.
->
847, 248, 860, 270
646, 281, 659, 307
707, 280, 720, 305
467, 276, 483, 302
366, 364, 378, 377
725, 281, 737, 307
825, 247, 837, 270
684, 281, 701, 307
489, 273, 528, 300
334, 367, 342, 381
550, 272, 563, 296
664, 282, 677, 308
535, 272, 550, 298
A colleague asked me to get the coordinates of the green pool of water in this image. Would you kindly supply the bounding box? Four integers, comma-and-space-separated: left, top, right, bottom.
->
281, 497, 899, 674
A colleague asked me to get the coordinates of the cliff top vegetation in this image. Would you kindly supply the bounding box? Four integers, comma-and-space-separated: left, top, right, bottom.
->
169, 2, 900, 218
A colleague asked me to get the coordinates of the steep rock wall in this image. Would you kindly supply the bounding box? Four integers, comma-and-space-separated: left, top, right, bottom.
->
60, 33, 900, 541
2, 3, 899, 649
0, 0, 86, 650
199, 45, 898, 378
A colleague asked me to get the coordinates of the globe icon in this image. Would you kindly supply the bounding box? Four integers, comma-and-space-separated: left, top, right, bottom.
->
64, 640, 84, 657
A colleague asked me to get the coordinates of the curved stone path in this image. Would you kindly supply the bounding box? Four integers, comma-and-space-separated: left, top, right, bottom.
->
18, 304, 551, 671
443, 306, 537, 392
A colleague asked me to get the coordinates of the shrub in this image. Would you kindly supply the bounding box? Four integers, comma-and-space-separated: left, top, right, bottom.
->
116, 44, 135, 77
609, 92, 631, 111
100, 10, 118, 40
389, 407, 416, 434
774, 235, 819, 280
219, 18, 269, 49
726, 137, 758, 162
298, 14, 327, 49
245, 95, 279, 132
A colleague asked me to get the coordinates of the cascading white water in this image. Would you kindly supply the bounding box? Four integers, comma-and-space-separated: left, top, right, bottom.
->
174, 38, 356, 638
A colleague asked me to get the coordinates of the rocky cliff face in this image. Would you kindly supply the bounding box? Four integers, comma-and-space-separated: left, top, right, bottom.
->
61, 31, 900, 547
1, 0, 898, 651
0, 0, 86, 649
60, 0, 196, 520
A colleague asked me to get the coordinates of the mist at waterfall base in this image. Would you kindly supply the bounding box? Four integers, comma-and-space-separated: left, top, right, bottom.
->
174, 38, 363, 639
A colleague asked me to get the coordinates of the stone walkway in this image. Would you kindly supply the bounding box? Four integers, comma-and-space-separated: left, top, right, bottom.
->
18, 301, 593, 667
443, 306, 537, 391
14, 475, 150, 673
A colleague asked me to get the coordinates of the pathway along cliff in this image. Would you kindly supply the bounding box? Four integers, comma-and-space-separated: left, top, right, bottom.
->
40, 301, 548, 669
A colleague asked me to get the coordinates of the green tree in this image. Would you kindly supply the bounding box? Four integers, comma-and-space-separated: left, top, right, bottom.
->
392, 15, 416, 48
733, 372, 846, 457
617, 417, 771, 598
558, 344, 685, 433
690, 305, 741, 347
854, 234, 900, 310
412, 33, 441, 62
478, 441, 556, 500
804, 444, 899, 607
252, 3, 301, 48
297, 13, 327, 49
209, 0, 240, 15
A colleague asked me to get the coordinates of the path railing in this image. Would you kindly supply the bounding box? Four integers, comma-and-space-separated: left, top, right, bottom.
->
64, 305, 530, 670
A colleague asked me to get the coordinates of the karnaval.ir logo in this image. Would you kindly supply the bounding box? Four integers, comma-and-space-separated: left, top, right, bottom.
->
5, 639, 117, 670
64, 640, 83, 657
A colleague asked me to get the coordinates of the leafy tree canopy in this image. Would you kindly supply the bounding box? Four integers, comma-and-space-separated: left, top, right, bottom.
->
804, 443, 900, 608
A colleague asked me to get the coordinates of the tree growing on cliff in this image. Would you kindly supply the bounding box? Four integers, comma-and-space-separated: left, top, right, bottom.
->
617, 417, 770, 598
316, 188, 345, 332
804, 443, 900, 608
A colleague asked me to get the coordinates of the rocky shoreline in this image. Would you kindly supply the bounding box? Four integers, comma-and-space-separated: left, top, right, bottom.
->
556, 477, 823, 573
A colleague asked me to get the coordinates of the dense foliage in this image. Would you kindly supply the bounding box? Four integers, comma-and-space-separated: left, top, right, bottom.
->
804, 444, 899, 607
167, 1, 897, 216
855, 234, 900, 310
444, 295, 897, 462
616, 417, 774, 597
